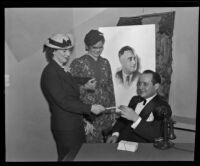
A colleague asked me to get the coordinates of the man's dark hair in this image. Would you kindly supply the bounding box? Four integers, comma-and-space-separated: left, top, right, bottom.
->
118, 46, 135, 58
143, 70, 161, 85
118, 45, 140, 71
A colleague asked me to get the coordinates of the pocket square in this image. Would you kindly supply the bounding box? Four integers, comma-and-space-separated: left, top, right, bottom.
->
146, 112, 154, 122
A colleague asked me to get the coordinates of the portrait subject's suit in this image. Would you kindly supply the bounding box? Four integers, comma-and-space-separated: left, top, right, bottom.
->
115, 70, 141, 87
112, 95, 172, 142
40, 60, 92, 160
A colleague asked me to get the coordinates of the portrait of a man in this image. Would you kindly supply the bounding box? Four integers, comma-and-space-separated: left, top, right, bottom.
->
115, 45, 141, 88
99, 25, 155, 106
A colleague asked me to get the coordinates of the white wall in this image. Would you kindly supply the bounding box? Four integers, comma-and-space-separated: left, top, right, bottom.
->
5, 7, 198, 161
5, 43, 57, 161
170, 7, 198, 119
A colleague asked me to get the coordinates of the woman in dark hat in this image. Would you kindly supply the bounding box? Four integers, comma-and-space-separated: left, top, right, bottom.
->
70, 30, 116, 143
40, 33, 105, 161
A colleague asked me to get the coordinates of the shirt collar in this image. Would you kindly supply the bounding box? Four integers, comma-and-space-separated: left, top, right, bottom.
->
87, 53, 99, 62
145, 93, 157, 105
53, 57, 65, 69
122, 71, 132, 80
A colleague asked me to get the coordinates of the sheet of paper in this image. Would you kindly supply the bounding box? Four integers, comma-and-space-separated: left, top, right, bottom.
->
104, 106, 121, 114
117, 140, 138, 152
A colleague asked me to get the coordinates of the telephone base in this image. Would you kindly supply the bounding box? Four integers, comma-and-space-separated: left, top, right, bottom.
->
153, 140, 174, 150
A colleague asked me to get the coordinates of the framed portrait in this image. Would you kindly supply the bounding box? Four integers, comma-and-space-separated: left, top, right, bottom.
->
99, 25, 156, 106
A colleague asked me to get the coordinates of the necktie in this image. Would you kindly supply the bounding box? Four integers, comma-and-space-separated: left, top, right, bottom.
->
143, 99, 147, 105
126, 75, 130, 85
139, 97, 147, 105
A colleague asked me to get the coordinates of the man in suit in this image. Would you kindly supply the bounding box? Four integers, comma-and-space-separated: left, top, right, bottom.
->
115, 46, 141, 88
40, 33, 105, 161
107, 70, 172, 143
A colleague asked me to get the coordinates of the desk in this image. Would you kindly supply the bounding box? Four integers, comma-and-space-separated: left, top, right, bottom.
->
68, 143, 194, 161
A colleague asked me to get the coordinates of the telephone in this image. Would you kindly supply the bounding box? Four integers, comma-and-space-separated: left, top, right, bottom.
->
153, 106, 176, 150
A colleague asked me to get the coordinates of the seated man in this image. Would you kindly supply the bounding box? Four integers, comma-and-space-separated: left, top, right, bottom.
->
106, 70, 172, 143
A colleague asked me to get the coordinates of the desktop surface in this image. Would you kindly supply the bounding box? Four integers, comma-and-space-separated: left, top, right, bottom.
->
73, 143, 194, 161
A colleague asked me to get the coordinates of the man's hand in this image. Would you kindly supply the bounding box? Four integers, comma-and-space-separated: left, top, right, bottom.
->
118, 105, 139, 122
84, 78, 96, 90
91, 104, 105, 115
106, 135, 118, 143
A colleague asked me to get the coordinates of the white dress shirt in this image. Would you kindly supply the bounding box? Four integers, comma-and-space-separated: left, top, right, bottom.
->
112, 94, 157, 137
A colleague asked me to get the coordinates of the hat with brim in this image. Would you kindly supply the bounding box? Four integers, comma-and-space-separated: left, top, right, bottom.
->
45, 33, 73, 50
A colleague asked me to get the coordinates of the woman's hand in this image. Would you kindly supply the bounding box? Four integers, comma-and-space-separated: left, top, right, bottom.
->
84, 78, 96, 90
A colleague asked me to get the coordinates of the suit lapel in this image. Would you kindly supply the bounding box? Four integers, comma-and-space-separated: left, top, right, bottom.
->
139, 95, 159, 120
118, 70, 123, 83
63, 71, 80, 93
51, 60, 79, 94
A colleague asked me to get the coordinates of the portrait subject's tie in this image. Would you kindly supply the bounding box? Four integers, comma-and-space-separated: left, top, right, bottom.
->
126, 75, 130, 85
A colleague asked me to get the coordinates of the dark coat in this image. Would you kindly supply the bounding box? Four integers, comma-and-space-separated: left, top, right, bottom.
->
112, 95, 172, 142
40, 60, 92, 131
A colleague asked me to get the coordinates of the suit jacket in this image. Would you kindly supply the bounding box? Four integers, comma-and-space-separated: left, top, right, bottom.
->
40, 60, 92, 131
112, 95, 172, 142
115, 70, 140, 85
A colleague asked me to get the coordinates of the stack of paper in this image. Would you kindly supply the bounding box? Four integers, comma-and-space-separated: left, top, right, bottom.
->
117, 140, 138, 152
